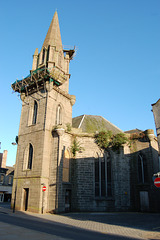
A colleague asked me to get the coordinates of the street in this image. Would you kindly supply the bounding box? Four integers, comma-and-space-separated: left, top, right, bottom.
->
0, 203, 160, 240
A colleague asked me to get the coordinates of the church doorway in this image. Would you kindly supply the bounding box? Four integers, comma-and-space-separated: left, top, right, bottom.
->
139, 191, 149, 212
23, 188, 29, 211
65, 189, 71, 212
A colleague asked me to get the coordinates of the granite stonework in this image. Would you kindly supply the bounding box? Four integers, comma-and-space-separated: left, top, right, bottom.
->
11, 11, 160, 214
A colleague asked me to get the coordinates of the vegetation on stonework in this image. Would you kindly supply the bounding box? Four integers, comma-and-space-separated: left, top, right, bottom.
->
128, 132, 147, 152
129, 132, 146, 140
71, 137, 84, 157
111, 133, 128, 151
66, 123, 72, 132
94, 130, 112, 149
95, 131, 129, 151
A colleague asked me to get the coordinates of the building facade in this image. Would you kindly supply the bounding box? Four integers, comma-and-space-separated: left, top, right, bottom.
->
11, 11, 160, 214
0, 150, 14, 202
152, 99, 160, 154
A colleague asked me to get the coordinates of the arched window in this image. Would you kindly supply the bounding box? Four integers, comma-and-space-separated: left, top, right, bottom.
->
28, 144, 33, 170
8, 175, 13, 185
32, 101, 38, 125
42, 48, 45, 64
0, 174, 5, 185
56, 105, 62, 125
106, 151, 112, 196
63, 149, 70, 182
138, 153, 148, 183
95, 151, 112, 197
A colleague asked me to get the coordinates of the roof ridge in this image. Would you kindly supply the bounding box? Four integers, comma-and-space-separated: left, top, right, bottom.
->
78, 114, 85, 128
101, 116, 123, 133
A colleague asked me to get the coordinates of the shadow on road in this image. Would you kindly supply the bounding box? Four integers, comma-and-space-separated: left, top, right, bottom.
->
0, 211, 138, 240
0, 203, 160, 239
61, 212, 160, 232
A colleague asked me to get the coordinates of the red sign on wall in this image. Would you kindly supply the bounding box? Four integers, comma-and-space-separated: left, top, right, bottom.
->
42, 186, 46, 191
154, 178, 160, 188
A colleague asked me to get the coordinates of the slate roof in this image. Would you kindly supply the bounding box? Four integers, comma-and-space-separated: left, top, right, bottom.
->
72, 115, 123, 134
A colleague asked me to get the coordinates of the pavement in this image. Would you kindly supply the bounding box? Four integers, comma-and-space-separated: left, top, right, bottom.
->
0, 203, 160, 240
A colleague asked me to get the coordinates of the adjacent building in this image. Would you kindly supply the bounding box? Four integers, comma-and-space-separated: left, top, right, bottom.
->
0, 150, 14, 202
152, 99, 160, 154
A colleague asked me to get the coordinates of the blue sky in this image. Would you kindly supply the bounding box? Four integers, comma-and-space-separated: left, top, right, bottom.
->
0, 0, 160, 166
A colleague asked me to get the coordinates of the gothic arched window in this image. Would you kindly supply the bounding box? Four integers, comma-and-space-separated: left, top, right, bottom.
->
8, 175, 13, 185
32, 101, 38, 125
42, 48, 45, 64
63, 149, 70, 182
28, 144, 33, 170
0, 174, 5, 185
56, 105, 62, 125
95, 151, 112, 197
138, 153, 148, 183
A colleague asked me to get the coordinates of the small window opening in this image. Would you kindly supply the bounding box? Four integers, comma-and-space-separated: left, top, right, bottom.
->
32, 101, 38, 125
56, 105, 62, 125
42, 48, 45, 64
28, 144, 33, 170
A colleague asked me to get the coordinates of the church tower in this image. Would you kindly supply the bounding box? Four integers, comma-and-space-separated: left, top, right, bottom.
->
11, 11, 75, 213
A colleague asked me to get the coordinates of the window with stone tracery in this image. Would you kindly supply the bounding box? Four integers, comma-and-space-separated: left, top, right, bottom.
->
138, 153, 148, 183
95, 151, 112, 198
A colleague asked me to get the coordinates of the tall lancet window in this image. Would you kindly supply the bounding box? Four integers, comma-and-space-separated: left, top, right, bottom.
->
32, 101, 38, 125
42, 48, 45, 64
28, 144, 33, 170
95, 151, 112, 198
138, 153, 148, 183
56, 105, 62, 125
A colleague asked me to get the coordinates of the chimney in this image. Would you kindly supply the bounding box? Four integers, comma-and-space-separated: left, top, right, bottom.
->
1, 150, 8, 168
0, 153, 3, 167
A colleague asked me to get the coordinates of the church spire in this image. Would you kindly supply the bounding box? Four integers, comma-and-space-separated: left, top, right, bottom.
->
42, 11, 63, 51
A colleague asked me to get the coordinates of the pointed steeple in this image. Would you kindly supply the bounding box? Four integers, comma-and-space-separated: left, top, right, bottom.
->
42, 11, 63, 51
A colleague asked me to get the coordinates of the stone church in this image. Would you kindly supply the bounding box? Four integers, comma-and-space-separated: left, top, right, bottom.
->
11, 11, 160, 214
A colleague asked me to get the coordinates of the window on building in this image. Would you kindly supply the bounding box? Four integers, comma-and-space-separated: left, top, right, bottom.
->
32, 101, 38, 125
0, 174, 5, 185
63, 149, 70, 182
95, 151, 112, 198
138, 153, 148, 183
42, 48, 45, 64
0, 193, 4, 202
56, 105, 62, 125
8, 175, 13, 185
28, 144, 33, 170
58, 52, 62, 67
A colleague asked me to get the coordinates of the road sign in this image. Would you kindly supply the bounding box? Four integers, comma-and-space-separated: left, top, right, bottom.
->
42, 186, 46, 191
154, 177, 160, 188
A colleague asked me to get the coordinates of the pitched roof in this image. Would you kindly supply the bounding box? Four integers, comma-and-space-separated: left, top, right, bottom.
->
72, 115, 123, 134
124, 129, 143, 134
41, 11, 63, 51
